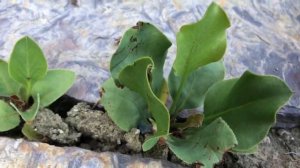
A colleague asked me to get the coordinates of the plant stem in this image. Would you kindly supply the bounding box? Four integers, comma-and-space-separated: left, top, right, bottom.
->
24, 82, 32, 102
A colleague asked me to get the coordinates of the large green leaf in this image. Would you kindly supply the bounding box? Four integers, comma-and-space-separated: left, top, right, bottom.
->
169, 2, 230, 114
110, 22, 171, 95
166, 118, 237, 167
8, 36, 47, 99
31, 69, 75, 108
119, 57, 170, 150
173, 2, 230, 77
0, 60, 20, 96
101, 78, 149, 131
0, 100, 20, 131
204, 71, 292, 151
169, 61, 224, 114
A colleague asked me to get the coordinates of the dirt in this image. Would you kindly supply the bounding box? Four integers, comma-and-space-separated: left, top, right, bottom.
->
33, 108, 81, 144
3, 100, 300, 168
33, 102, 142, 153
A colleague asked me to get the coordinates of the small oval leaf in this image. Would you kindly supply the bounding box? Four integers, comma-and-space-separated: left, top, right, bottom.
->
8, 36, 47, 88
31, 69, 75, 108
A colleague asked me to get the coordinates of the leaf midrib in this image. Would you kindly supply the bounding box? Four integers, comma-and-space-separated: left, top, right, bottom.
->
205, 95, 286, 121
25, 37, 30, 80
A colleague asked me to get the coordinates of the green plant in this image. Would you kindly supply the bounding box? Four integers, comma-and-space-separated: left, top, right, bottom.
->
101, 2, 292, 167
0, 36, 75, 139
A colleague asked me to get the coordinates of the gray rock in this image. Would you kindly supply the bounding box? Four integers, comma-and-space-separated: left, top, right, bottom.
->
0, 137, 184, 168
0, 0, 299, 126
216, 128, 300, 168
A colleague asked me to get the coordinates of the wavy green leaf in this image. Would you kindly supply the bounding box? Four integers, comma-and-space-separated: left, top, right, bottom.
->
31, 69, 75, 108
204, 71, 292, 151
101, 78, 149, 131
0, 100, 20, 131
167, 118, 237, 167
0, 60, 20, 96
110, 22, 171, 95
119, 57, 170, 151
173, 2, 229, 77
8, 36, 47, 101
170, 2, 230, 114
169, 61, 224, 114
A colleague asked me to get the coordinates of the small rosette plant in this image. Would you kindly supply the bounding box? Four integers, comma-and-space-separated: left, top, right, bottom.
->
101, 2, 292, 167
0, 36, 75, 139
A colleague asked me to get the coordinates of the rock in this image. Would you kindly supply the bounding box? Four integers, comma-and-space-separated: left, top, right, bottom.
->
0, 1, 299, 126
0, 137, 184, 168
216, 128, 300, 168
32, 108, 81, 144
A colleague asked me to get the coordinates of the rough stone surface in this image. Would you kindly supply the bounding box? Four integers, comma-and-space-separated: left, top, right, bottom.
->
65, 102, 124, 144
0, 1, 299, 126
216, 128, 300, 168
0, 137, 184, 168
32, 108, 81, 144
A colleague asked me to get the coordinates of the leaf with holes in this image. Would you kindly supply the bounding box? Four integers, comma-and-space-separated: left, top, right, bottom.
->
110, 22, 171, 96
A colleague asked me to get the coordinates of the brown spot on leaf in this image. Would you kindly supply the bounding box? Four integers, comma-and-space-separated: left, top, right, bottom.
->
132, 21, 144, 29
114, 37, 121, 46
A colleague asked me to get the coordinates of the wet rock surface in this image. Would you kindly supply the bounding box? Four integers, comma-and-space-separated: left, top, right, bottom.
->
0, 137, 184, 168
0, 1, 299, 127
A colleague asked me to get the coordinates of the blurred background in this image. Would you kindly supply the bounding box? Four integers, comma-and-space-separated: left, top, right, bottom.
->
0, 0, 299, 127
